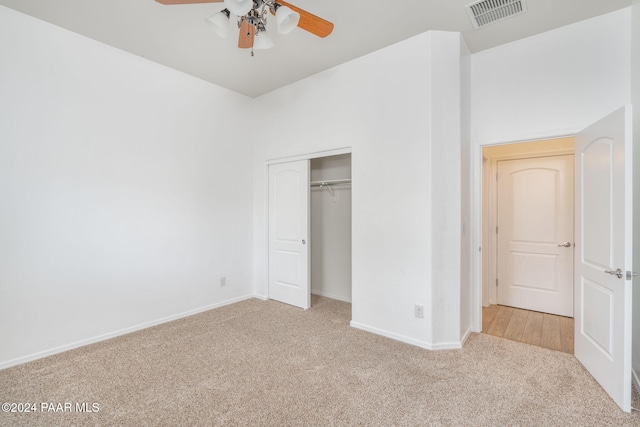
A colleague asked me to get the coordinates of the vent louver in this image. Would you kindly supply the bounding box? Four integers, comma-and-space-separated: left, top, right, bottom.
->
465, 0, 527, 29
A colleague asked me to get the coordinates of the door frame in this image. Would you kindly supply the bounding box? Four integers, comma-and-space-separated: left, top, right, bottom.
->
265, 147, 352, 305
471, 134, 580, 332
485, 147, 575, 307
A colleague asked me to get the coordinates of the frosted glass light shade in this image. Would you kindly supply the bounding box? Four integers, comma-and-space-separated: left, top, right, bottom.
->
223, 0, 253, 16
254, 30, 274, 50
205, 10, 230, 38
276, 6, 300, 34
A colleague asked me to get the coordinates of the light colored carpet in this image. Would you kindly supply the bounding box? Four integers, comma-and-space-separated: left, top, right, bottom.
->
1, 295, 638, 426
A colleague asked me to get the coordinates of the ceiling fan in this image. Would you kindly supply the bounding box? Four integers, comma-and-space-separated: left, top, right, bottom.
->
155, 0, 334, 55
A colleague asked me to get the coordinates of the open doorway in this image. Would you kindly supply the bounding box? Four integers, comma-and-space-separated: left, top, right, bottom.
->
480, 137, 575, 352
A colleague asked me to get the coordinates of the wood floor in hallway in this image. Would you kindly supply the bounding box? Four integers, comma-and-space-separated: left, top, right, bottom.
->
482, 304, 574, 355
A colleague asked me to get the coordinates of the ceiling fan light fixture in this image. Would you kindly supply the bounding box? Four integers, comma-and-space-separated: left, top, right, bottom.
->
156, 0, 334, 56
223, 0, 253, 17
275, 5, 300, 35
205, 9, 231, 38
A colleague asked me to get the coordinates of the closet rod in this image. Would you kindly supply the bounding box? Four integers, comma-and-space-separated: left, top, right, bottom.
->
310, 179, 352, 187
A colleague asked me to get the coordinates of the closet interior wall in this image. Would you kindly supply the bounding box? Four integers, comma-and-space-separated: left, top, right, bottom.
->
310, 154, 352, 303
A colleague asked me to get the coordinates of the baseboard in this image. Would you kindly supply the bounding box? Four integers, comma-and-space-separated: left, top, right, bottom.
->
460, 326, 472, 347
430, 340, 464, 350
311, 290, 352, 303
253, 292, 352, 303
0, 294, 255, 371
349, 321, 463, 351
633, 367, 640, 394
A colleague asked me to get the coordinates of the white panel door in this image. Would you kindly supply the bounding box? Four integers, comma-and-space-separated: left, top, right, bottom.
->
268, 160, 310, 309
496, 155, 574, 317
575, 106, 633, 412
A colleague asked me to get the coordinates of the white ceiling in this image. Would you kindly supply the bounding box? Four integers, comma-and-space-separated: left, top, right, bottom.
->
0, 0, 632, 97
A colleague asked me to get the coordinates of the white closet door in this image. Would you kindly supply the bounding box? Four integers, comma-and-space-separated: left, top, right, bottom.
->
268, 160, 310, 309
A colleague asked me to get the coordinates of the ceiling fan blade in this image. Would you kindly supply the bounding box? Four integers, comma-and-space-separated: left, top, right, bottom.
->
276, 0, 334, 38
155, 0, 223, 4
238, 20, 255, 49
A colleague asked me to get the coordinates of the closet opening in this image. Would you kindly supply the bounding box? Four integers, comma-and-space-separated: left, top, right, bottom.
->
310, 154, 352, 304
266, 149, 351, 312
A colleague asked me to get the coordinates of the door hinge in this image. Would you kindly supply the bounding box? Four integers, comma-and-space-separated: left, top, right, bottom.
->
626, 271, 638, 280
496, 278, 498, 287
496, 226, 498, 234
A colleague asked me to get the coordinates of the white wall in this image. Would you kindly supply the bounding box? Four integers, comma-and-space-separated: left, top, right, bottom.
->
252, 31, 469, 349
631, 0, 640, 392
472, 8, 632, 145
0, 6, 254, 368
429, 33, 470, 346
310, 155, 352, 302
459, 39, 472, 341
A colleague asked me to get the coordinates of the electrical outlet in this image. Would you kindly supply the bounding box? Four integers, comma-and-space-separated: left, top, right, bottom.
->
220, 276, 226, 287
415, 304, 424, 318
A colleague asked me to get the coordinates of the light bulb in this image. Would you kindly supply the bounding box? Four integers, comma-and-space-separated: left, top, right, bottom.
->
254, 29, 274, 50
205, 9, 230, 39
276, 6, 300, 34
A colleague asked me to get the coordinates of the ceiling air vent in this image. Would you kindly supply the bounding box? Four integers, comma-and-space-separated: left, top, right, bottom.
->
465, 0, 527, 29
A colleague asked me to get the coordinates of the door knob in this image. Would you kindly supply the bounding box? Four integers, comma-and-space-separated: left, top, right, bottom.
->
557, 242, 572, 247
604, 268, 623, 278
